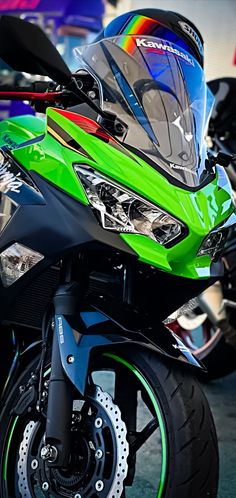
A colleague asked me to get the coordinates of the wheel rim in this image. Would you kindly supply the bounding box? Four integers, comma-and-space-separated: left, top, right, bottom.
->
3, 354, 168, 498
104, 353, 167, 498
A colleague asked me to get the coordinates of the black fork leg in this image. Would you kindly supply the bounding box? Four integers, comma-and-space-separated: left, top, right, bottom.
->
114, 367, 138, 486
44, 269, 80, 468
45, 319, 73, 467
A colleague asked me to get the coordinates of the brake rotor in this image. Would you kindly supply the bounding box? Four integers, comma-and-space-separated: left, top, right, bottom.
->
17, 386, 129, 498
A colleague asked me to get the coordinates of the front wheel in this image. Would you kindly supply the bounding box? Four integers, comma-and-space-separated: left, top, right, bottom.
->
0, 349, 218, 498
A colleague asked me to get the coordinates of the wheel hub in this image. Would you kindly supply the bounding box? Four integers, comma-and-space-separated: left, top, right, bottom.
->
17, 386, 129, 497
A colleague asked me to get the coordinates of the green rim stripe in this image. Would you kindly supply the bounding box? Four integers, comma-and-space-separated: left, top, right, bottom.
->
3, 358, 167, 497
3, 416, 19, 482
104, 353, 167, 498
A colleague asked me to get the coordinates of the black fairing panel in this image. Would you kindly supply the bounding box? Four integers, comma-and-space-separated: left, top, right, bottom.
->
0, 172, 136, 321
0, 171, 216, 325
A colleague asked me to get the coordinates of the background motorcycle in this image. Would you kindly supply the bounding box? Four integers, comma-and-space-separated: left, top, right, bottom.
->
0, 13, 227, 497
171, 77, 236, 379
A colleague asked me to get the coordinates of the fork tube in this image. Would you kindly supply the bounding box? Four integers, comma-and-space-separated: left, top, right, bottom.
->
45, 317, 73, 467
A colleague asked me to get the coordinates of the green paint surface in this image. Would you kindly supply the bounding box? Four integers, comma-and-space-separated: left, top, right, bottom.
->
0, 107, 234, 278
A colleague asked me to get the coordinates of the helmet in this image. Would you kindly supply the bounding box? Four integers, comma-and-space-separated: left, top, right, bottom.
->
96, 8, 204, 67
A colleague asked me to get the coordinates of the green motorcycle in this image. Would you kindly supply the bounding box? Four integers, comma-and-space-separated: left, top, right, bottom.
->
0, 9, 233, 498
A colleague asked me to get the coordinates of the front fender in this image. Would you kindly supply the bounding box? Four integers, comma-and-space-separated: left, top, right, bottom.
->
55, 308, 205, 396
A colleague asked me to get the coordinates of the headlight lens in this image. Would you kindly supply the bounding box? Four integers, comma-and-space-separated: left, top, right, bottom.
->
74, 165, 185, 246
0, 243, 44, 287
197, 229, 229, 261
197, 213, 236, 261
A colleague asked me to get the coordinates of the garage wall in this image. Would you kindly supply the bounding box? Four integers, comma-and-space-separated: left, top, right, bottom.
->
105, 0, 236, 81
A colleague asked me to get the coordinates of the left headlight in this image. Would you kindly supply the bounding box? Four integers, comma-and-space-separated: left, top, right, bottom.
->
74, 165, 185, 247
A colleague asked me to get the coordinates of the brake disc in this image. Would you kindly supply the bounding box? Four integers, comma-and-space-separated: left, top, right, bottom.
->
17, 386, 129, 498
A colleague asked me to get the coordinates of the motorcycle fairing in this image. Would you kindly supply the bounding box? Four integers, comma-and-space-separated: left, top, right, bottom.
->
54, 309, 204, 397
4, 107, 234, 279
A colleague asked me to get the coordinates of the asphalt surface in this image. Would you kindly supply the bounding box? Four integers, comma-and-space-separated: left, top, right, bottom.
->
203, 371, 236, 498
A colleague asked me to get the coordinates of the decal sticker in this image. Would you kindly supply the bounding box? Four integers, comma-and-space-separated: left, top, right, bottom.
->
2, 133, 19, 150
0, 156, 23, 194
58, 316, 65, 344
136, 38, 195, 66
178, 21, 204, 56
172, 343, 191, 354
170, 163, 197, 176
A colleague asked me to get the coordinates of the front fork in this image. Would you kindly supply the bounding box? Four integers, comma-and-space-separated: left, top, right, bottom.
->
45, 282, 78, 467
44, 275, 204, 468
44, 275, 116, 468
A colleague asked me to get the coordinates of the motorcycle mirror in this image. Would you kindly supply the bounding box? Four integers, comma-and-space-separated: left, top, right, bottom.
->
0, 15, 72, 85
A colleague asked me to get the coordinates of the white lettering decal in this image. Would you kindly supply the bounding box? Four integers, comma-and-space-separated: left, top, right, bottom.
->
178, 21, 203, 55
58, 316, 65, 344
0, 161, 23, 193
170, 163, 197, 176
135, 38, 195, 66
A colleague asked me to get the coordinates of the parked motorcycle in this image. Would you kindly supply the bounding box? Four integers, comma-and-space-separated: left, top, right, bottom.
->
171, 77, 236, 379
0, 10, 232, 497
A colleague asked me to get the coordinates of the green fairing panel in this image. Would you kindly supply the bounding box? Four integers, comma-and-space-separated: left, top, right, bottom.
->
2, 107, 235, 279
0, 115, 45, 148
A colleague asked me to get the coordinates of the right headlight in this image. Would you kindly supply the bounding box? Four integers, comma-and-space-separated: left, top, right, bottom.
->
74, 165, 186, 247
197, 213, 236, 261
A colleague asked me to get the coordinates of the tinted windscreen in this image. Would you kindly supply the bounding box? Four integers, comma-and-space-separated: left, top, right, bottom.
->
75, 35, 214, 187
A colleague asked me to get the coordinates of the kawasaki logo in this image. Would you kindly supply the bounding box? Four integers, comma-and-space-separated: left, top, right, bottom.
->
136, 38, 195, 66
170, 163, 197, 176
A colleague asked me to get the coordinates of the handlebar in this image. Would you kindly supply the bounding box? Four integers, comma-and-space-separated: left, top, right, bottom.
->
0, 90, 63, 102
0, 81, 64, 103
0, 78, 127, 137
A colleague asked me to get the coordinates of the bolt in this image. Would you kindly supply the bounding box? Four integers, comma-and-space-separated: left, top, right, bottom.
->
42, 482, 49, 491
41, 444, 58, 463
74, 494, 82, 498
95, 418, 103, 429
67, 355, 75, 364
31, 459, 38, 470
95, 449, 103, 459
87, 90, 96, 100
41, 445, 50, 460
95, 480, 104, 492
72, 413, 82, 423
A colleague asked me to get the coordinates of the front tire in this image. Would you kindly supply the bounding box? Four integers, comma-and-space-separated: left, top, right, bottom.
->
0, 349, 218, 498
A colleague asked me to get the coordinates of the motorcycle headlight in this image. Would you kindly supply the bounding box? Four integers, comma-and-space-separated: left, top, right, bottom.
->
197, 213, 236, 261
74, 165, 185, 247
197, 229, 229, 261
0, 243, 44, 287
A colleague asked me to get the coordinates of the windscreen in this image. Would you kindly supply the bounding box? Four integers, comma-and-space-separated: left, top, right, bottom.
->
75, 35, 214, 187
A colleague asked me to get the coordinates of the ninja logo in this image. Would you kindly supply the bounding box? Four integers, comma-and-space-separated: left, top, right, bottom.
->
0, 158, 23, 194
